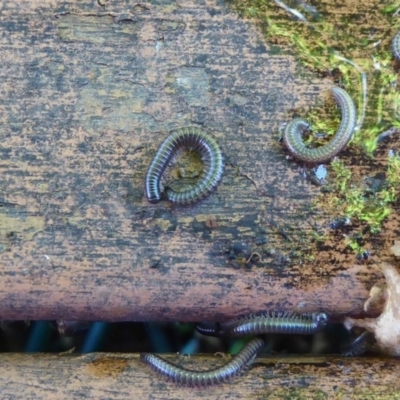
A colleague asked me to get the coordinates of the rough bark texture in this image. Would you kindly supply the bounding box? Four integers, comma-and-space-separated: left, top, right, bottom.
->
0, 0, 393, 322
0, 353, 399, 399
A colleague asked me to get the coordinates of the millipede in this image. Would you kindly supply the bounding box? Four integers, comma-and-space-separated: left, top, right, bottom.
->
340, 330, 374, 357
220, 312, 328, 337
195, 322, 223, 337
145, 126, 224, 205
140, 337, 265, 387
197, 312, 328, 337
392, 30, 400, 61
142, 312, 328, 385
283, 87, 357, 163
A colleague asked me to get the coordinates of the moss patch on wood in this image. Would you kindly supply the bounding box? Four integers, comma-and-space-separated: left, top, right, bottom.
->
227, 0, 400, 254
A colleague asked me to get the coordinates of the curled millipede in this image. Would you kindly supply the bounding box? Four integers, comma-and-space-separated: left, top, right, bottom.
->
283, 87, 356, 163
140, 338, 265, 387
197, 312, 328, 337
145, 126, 224, 205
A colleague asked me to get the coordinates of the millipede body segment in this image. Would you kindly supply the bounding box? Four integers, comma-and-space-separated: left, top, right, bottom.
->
145, 126, 224, 205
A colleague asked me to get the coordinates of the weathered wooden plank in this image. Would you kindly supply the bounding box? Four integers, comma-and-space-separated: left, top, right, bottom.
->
0, 353, 399, 399
0, 0, 392, 321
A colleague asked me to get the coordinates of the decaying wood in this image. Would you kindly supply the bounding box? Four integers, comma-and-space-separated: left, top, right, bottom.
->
0, 352, 399, 399
0, 0, 397, 323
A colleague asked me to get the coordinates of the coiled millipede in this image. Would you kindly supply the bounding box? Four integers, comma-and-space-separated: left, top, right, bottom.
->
145, 126, 224, 205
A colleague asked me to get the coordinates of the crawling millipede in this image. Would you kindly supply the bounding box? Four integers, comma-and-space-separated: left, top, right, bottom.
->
220, 312, 328, 337
145, 126, 224, 205
140, 338, 264, 387
197, 312, 328, 337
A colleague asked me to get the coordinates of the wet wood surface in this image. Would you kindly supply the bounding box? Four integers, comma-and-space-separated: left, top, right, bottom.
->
0, 0, 396, 323
1, 352, 399, 399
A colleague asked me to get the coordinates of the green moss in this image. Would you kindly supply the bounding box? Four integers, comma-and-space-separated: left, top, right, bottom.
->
344, 235, 364, 254
387, 153, 400, 187
327, 157, 399, 243
227, 0, 400, 253
227, 0, 400, 153
383, 4, 400, 13
330, 159, 352, 193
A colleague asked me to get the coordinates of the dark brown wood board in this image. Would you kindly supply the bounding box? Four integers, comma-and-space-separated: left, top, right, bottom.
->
1, 353, 399, 399
0, 0, 393, 322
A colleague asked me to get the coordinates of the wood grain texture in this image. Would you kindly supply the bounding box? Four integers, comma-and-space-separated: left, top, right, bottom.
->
0, 0, 391, 321
0, 352, 399, 399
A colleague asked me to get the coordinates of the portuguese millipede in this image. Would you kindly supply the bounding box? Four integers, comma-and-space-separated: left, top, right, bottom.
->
196, 312, 328, 337
392, 30, 400, 61
140, 338, 265, 387
195, 322, 223, 337
145, 126, 224, 205
283, 87, 357, 163
220, 311, 328, 336
340, 330, 374, 357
